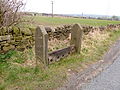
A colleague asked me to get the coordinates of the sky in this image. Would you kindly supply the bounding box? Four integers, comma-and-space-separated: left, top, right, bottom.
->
24, 0, 120, 16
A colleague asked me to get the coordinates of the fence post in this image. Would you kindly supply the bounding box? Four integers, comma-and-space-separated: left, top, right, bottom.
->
35, 25, 48, 67
71, 24, 83, 53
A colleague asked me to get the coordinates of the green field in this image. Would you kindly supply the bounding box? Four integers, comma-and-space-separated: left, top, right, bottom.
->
24, 16, 120, 27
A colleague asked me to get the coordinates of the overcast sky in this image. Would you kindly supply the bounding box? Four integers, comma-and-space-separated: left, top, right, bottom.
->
24, 0, 120, 16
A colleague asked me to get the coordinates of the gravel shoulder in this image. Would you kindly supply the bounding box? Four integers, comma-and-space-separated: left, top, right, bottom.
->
57, 38, 120, 90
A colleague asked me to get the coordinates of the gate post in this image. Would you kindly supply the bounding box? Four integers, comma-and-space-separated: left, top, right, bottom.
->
35, 25, 48, 67
71, 24, 83, 53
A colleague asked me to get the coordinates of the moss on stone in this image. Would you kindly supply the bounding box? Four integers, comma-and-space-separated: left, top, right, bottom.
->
12, 26, 20, 35
21, 28, 32, 36
3, 45, 15, 52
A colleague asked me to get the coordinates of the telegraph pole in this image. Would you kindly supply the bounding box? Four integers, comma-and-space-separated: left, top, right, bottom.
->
51, 1, 54, 18
82, 12, 83, 17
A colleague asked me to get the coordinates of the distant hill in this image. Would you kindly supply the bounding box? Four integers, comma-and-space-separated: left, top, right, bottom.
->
22, 12, 120, 21
62, 14, 113, 18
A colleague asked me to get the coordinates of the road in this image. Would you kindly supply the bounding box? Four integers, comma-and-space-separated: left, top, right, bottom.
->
81, 55, 120, 90
58, 39, 120, 90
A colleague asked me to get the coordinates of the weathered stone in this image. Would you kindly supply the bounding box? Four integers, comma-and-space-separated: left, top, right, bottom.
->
10, 42, 21, 46
14, 36, 23, 41
21, 28, 32, 36
26, 44, 32, 49
48, 45, 75, 64
12, 26, 20, 35
16, 45, 26, 51
0, 27, 8, 35
3, 43, 9, 46
0, 35, 11, 41
0, 41, 7, 44
71, 24, 83, 53
23, 36, 32, 40
45, 26, 55, 32
7, 40, 15, 44
35, 25, 48, 66
3, 45, 15, 52
29, 27, 35, 35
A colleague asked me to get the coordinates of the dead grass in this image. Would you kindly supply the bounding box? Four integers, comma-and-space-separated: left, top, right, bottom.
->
48, 38, 70, 52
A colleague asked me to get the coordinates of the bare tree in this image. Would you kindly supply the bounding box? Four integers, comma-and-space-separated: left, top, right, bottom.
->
0, 0, 24, 29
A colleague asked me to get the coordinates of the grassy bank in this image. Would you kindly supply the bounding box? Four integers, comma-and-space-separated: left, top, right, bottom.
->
0, 28, 120, 90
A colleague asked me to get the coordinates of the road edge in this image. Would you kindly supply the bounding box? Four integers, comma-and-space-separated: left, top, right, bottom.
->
57, 38, 120, 90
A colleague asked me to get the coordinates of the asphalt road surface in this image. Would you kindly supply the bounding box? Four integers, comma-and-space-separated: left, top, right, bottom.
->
81, 55, 120, 90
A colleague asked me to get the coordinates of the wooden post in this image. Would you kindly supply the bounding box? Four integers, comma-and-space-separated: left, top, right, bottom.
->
35, 25, 48, 67
71, 24, 83, 53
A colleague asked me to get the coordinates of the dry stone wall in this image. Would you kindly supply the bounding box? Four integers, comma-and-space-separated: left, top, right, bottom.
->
0, 27, 35, 53
47, 24, 120, 40
0, 24, 120, 53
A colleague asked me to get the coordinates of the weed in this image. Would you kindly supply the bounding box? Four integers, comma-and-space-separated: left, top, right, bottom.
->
0, 50, 16, 62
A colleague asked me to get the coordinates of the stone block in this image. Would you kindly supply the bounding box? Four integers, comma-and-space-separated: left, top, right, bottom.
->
0, 35, 11, 41
35, 25, 48, 66
21, 28, 32, 36
71, 24, 83, 53
16, 45, 26, 51
12, 26, 20, 35
3, 45, 15, 52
